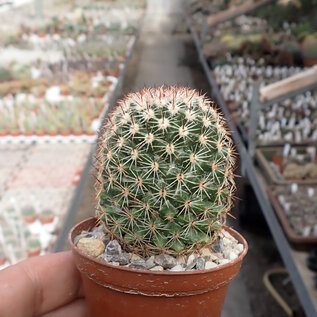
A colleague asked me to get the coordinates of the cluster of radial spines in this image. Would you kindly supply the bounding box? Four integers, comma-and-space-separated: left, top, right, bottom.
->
95, 86, 236, 256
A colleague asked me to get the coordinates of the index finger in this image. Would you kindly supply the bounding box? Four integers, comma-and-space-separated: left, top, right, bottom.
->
0, 251, 84, 317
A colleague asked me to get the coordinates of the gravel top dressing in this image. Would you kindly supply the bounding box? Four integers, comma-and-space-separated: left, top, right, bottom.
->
75, 225, 244, 272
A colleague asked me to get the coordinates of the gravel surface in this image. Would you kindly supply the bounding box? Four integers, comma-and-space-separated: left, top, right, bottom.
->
76, 225, 245, 271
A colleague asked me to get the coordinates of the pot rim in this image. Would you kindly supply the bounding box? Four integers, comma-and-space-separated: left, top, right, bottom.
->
69, 217, 248, 276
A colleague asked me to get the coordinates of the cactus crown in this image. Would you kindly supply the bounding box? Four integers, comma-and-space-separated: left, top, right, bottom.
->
96, 86, 236, 256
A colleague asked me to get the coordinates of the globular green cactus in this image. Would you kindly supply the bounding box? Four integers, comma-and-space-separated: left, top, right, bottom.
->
96, 86, 236, 256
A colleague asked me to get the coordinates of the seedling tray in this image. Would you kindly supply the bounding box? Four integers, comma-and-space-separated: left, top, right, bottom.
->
267, 187, 317, 250
256, 146, 317, 185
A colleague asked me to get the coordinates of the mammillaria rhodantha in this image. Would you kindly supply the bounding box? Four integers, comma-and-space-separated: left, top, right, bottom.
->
96, 86, 236, 256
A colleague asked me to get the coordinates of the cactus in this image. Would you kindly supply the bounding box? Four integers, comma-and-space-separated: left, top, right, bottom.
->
27, 236, 41, 256
21, 206, 37, 223
302, 34, 317, 59
0, 67, 12, 83
95, 87, 236, 256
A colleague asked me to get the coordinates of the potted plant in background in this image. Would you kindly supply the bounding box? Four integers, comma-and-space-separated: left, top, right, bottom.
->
26, 236, 42, 257
23, 116, 34, 137
0, 250, 6, 265
301, 34, 317, 66
57, 105, 72, 136
35, 117, 46, 136
80, 112, 96, 136
32, 84, 47, 99
70, 86, 248, 317
0, 121, 8, 137
60, 84, 71, 97
22, 205, 37, 224
39, 209, 55, 224
47, 121, 59, 137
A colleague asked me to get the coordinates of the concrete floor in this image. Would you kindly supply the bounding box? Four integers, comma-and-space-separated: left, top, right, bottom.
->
123, 0, 194, 89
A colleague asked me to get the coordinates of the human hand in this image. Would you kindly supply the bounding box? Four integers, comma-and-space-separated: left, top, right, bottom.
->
0, 251, 87, 317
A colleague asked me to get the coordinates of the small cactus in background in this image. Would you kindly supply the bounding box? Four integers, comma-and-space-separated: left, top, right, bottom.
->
27, 236, 41, 257
96, 86, 236, 256
22, 206, 37, 223
302, 34, 317, 61
0, 67, 12, 83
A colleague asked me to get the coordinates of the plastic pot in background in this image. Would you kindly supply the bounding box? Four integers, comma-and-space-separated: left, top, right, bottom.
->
70, 217, 248, 317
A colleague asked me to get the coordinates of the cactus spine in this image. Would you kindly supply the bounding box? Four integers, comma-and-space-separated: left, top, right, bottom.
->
96, 86, 236, 256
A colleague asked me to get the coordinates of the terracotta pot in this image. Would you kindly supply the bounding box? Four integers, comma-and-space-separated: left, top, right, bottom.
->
72, 175, 81, 186
303, 57, 317, 67
27, 248, 41, 257
60, 86, 70, 96
0, 130, 8, 137
39, 214, 55, 224
85, 130, 96, 136
71, 129, 83, 136
97, 93, 105, 99
61, 130, 71, 137
70, 217, 248, 317
23, 214, 37, 224
37, 31, 46, 38
75, 168, 83, 176
108, 69, 119, 77
35, 130, 45, 137
48, 131, 58, 137
272, 154, 283, 172
10, 130, 20, 137
37, 92, 45, 98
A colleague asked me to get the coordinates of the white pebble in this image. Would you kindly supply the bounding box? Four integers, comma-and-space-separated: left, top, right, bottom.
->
209, 253, 220, 261
236, 243, 244, 253
187, 254, 196, 266
308, 188, 314, 198
111, 262, 120, 266
303, 226, 311, 237
229, 251, 238, 261
170, 264, 185, 272
219, 259, 230, 265
205, 261, 218, 269
291, 183, 298, 194
221, 229, 232, 239
131, 254, 142, 261
77, 238, 105, 258
176, 255, 186, 265
150, 266, 164, 271
223, 249, 231, 259
200, 247, 212, 257
222, 237, 231, 246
